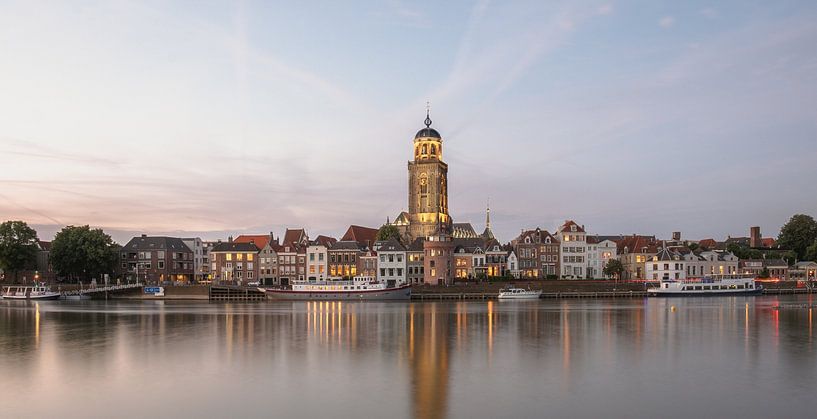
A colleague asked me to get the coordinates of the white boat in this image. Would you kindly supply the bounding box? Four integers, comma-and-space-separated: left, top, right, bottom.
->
647, 275, 763, 296
2, 285, 61, 300
262, 277, 411, 300
498, 286, 542, 300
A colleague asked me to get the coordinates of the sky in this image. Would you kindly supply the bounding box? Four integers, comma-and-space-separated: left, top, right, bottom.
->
1, 0, 816, 245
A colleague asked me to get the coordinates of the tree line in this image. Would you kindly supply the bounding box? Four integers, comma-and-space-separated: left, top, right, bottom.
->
0, 221, 117, 284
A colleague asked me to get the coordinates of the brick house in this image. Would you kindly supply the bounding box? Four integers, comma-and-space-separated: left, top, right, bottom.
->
120, 235, 194, 284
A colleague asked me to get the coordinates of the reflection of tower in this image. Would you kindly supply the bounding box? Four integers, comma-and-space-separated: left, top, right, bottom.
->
409, 304, 450, 419
407, 107, 450, 241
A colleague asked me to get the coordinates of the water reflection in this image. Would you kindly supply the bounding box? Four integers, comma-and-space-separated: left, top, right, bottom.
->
1, 296, 817, 418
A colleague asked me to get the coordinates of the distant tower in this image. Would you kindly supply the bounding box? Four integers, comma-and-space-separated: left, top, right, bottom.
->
672, 231, 681, 241
750, 226, 761, 248
482, 198, 495, 240
407, 105, 450, 241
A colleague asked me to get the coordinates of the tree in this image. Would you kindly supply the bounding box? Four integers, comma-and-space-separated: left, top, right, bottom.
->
50, 225, 117, 282
376, 224, 402, 243
759, 267, 770, 278
806, 240, 817, 263
777, 214, 817, 260
0, 220, 39, 283
603, 259, 624, 281
688, 242, 700, 252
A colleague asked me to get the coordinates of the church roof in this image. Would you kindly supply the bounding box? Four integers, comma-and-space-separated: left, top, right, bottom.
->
415, 127, 441, 139
452, 223, 478, 238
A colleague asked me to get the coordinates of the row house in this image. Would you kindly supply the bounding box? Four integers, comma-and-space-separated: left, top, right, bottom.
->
120, 235, 194, 284
328, 241, 362, 279
485, 242, 507, 277
375, 238, 407, 286
645, 247, 686, 281
587, 237, 617, 279
790, 262, 817, 281
558, 220, 587, 279
209, 241, 260, 285
234, 234, 278, 285
182, 237, 205, 282
406, 238, 425, 284
278, 228, 309, 285
424, 227, 455, 286
617, 235, 659, 280
739, 259, 789, 280
507, 251, 519, 278
513, 228, 559, 279
360, 250, 378, 279
682, 250, 739, 277
451, 237, 496, 280
304, 235, 337, 282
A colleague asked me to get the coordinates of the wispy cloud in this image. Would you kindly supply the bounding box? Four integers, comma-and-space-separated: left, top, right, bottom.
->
659, 16, 675, 28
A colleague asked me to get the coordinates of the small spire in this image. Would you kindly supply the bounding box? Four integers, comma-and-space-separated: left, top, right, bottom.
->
424, 101, 432, 127
486, 198, 491, 229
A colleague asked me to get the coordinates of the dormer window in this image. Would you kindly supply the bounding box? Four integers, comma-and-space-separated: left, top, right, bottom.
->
571, 225, 577, 232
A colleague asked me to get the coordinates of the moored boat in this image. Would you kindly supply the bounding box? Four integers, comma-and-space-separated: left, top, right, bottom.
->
647, 275, 762, 296
2, 285, 61, 300
498, 286, 542, 300
261, 278, 411, 300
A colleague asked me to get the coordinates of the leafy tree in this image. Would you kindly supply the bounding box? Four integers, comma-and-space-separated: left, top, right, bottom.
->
806, 240, 817, 263
602, 259, 624, 281
687, 242, 700, 252
759, 267, 770, 278
777, 214, 817, 260
0, 220, 39, 283
50, 225, 117, 282
376, 224, 402, 243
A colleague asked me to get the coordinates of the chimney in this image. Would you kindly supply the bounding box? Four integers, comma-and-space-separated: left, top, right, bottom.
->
141, 234, 147, 238
750, 226, 761, 248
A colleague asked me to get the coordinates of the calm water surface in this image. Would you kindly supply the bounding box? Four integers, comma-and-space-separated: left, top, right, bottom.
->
1, 296, 816, 418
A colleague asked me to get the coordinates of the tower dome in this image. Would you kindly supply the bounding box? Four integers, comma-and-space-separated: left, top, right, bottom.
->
414, 109, 441, 139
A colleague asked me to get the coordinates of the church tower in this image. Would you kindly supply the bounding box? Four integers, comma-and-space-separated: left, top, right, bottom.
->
407, 108, 450, 241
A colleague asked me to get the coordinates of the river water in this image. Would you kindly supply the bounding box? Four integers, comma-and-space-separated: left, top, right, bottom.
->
1, 296, 816, 418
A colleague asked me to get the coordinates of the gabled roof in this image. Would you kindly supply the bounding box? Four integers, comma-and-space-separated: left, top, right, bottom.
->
652, 247, 680, 261
340, 225, 378, 248
329, 240, 363, 251
698, 238, 718, 249
617, 235, 658, 254
122, 236, 192, 252
376, 238, 406, 252
761, 238, 776, 248
514, 228, 558, 246
407, 237, 425, 252
38, 240, 52, 251
282, 228, 308, 247
393, 211, 410, 225
313, 235, 337, 247
211, 242, 260, 252
234, 234, 271, 250
559, 220, 585, 233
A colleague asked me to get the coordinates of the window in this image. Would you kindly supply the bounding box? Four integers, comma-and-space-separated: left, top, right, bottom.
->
158, 261, 165, 269
226, 254, 232, 261
247, 254, 253, 261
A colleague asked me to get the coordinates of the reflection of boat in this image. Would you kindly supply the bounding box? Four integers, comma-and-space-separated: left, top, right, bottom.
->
262, 278, 411, 300
2, 285, 61, 300
647, 275, 762, 296
498, 286, 542, 300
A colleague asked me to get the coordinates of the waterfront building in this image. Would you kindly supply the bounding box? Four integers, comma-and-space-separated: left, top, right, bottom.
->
485, 241, 507, 278
617, 235, 659, 280
682, 250, 739, 277
35, 240, 55, 282
201, 241, 216, 281
359, 249, 378, 279
328, 241, 361, 279
558, 220, 588, 279
120, 235, 194, 284
375, 238, 407, 286
234, 234, 277, 284
790, 261, 817, 281
423, 225, 454, 286
406, 238, 425, 284
305, 243, 328, 282
587, 237, 617, 279
739, 259, 789, 280
644, 246, 686, 281
182, 237, 205, 282
210, 241, 260, 285
278, 228, 309, 286
506, 250, 519, 278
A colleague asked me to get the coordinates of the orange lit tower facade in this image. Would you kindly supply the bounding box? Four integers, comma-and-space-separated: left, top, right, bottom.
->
406, 110, 450, 241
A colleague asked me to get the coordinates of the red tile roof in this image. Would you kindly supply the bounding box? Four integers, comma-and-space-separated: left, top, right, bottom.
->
617, 235, 658, 254
761, 237, 776, 248
282, 228, 307, 247
698, 238, 717, 249
340, 225, 378, 247
314, 235, 337, 247
234, 234, 271, 250
560, 220, 585, 233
